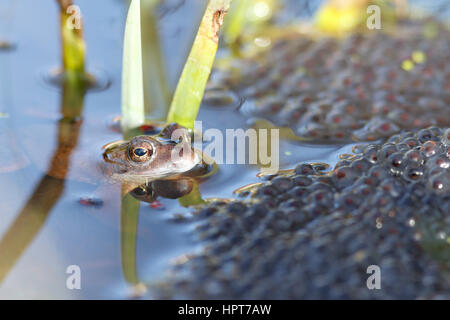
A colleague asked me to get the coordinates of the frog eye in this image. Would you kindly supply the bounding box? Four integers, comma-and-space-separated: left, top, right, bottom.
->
129, 145, 153, 162
134, 148, 147, 157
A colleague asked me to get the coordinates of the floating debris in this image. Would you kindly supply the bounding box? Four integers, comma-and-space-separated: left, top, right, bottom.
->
149, 200, 164, 210
78, 196, 103, 208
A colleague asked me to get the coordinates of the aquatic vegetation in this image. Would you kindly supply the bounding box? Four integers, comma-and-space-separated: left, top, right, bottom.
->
122, 0, 233, 131
214, 19, 450, 142
121, 189, 142, 285
57, 0, 85, 73
141, 0, 171, 120
166, 0, 233, 129
0, 1, 17, 50
54, 0, 91, 121
223, 0, 277, 47
2, 0, 449, 300
121, 0, 171, 132
154, 127, 450, 299
121, 0, 146, 132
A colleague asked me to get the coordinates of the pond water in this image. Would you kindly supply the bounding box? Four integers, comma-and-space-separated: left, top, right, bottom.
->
0, 0, 348, 299
1, 0, 448, 299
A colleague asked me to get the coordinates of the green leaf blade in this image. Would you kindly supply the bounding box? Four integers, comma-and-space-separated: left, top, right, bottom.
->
121, 0, 145, 132
166, 0, 233, 129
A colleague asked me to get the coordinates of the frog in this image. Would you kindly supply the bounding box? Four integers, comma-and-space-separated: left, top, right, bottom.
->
12, 120, 214, 202
100, 123, 216, 196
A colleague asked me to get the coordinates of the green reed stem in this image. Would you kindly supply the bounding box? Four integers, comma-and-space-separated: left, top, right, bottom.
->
121, 0, 145, 132
166, 0, 233, 129
56, 0, 86, 79
120, 190, 141, 285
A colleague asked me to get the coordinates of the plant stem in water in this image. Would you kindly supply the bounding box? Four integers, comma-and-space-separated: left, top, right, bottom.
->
166, 0, 233, 130
142, 0, 171, 120
121, 0, 145, 132
56, 0, 86, 78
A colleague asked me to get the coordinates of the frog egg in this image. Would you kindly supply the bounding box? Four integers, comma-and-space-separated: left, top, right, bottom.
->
402, 165, 424, 182
386, 152, 406, 176
427, 126, 442, 138
368, 165, 390, 182
257, 185, 280, 197
379, 179, 404, 199
417, 129, 434, 143
363, 145, 379, 164
428, 172, 448, 195
282, 198, 302, 209
336, 192, 360, 210
324, 110, 357, 128
395, 143, 411, 153
295, 163, 315, 176
350, 158, 372, 173
421, 141, 438, 157
404, 149, 425, 165
427, 154, 450, 170
309, 181, 334, 194
271, 176, 294, 192
402, 137, 420, 148
387, 110, 414, 127
296, 123, 328, 140
288, 186, 310, 200
377, 143, 397, 162
354, 184, 374, 197
332, 166, 359, 190
307, 189, 334, 207
353, 175, 377, 187
312, 163, 330, 174
227, 202, 248, 215
427, 166, 446, 178
440, 128, 450, 146
360, 118, 401, 141
371, 100, 392, 116
405, 182, 427, 200
292, 175, 313, 187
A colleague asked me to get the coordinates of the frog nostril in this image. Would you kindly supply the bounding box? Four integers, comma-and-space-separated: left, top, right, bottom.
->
102, 151, 112, 162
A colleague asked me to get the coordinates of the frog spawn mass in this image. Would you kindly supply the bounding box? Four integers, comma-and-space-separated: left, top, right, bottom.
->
154, 128, 450, 299
213, 20, 450, 142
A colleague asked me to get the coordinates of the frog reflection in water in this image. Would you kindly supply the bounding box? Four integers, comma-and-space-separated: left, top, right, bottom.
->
101, 123, 214, 202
